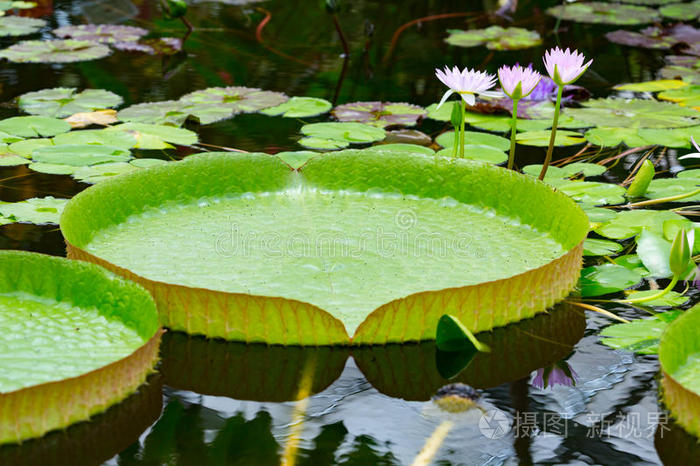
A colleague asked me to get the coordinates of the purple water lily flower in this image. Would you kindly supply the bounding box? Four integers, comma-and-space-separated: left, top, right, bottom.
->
532, 361, 578, 389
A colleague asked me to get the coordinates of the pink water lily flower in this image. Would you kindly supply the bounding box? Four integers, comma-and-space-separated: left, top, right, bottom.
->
679, 136, 700, 160
498, 65, 542, 100
543, 47, 592, 86
532, 361, 578, 389
435, 66, 501, 108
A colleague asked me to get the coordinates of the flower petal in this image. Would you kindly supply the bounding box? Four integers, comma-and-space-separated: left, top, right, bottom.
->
436, 89, 455, 109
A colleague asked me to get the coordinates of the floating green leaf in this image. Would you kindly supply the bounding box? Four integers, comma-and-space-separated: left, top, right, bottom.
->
579, 263, 644, 297
106, 123, 197, 149
72, 162, 137, 184
658, 85, 700, 110
516, 130, 585, 147
547, 2, 661, 25
636, 229, 672, 278
613, 254, 651, 277
0, 40, 111, 63
583, 238, 623, 256
116, 101, 188, 126
273, 150, 319, 169
300, 122, 386, 149
436, 130, 509, 151
595, 209, 693, 239
523, 162, 607, 179
645, 177, 700, 202
52, 24, 148, 43
614, 80, 689, 92
31, 144, 132, 166
18, 88, 123, 118
600, 310, 682, 354
0, 16, 44, 36
660, 1, 700, 20
0, 196, 68, 224
179, 86, 288, 124
445, 26, 541, 50
567, 99, 700, 129
556, 180, 626, 206
332, 101, 426, 128
0, 116, 70, 138
366, 143, 434, 156
260, 96, 332, 118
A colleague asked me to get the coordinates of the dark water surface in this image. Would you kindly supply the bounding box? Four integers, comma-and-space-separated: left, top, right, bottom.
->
0, 0, 698, 464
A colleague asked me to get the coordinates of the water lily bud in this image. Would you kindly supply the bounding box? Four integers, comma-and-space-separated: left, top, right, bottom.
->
627, 159, 655, 197
670, 229, 692, 277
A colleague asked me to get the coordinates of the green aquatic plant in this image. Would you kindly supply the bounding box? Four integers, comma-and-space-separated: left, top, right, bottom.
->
445, 26, 541, 51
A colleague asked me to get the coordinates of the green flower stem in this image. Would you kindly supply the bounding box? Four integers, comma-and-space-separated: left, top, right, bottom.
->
507, 98, 519, 170
627, 187, 700, 207
452, 125, 459, 158
460, 99, 466, 158
539, 86, 564, 181
617, 275, 679, 304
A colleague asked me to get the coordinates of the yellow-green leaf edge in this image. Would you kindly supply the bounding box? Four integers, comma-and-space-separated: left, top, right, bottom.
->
60, 151, 589, 345
659, 303, 700, 438
0, 251, 162, 445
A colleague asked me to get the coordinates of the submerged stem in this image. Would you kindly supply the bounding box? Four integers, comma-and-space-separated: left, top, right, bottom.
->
460, 99, 466, 158
617, 275, 679, 304
507, 98, 519, 170
539, 86, 564, 180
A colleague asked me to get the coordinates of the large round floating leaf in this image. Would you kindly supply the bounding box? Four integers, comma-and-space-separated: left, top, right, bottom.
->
299, 122, 386, 149
18, 88, 123, 118
445, 26, 541, 50
0, 196, 67, 224
260, 96, 332, 118
659, 304, 700, 437
332, 101, 426, 128
52, 24, 148, 43
547, 2, 661, 25
0, 250, 161, 444
567, 98, 700, 129
0, 40, 111, 63
0, 116, 70, 138
0, 16, 45, 36
61, 150, 589, 345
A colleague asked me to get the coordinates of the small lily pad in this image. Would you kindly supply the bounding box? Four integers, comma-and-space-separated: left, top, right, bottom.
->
435, 145, 508, 164
660, 1, 700, 21
298, 136, 348, 150
436, 130, 509, 151
366, 143, 434, 156
0, 39, 111, 63
0, 16, 45, 36
129, 158, 168, 168
567, 98, 700, 129
547, 2, 661, 25
18, 88, 123, 118
180, 86, 288, 124
116, 101, 188, 126
0, 154, 29, 166
556, 180, 627, 206
615, 80, 689, 92
260, 96, 332, 118
72, 162, 137, 184
613, 254, 651, 277
516, 130, 585, 147
445, 26, 541, 50
0, 116, 70, 138
583, 238, 623, 256
658, 85, 700, 110
600, 310, 683, 354
579, 263, 644, 297
273, 150, 318, 169
623, 290, 689, 307
28, 162, 76, 175
52, 24, 148, 43
595, 209, 693, 239
0, 196, 68, 224
300, 122, 386, 148
523, 162, 606, 179
106, 123, 197, 148
585, 127, 651, 148
53, 128, 137, 149
645, 177, 700, 202
332, 101, 426, 128
31, 144, 132, 166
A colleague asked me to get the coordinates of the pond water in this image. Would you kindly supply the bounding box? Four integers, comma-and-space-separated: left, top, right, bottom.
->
0, 0, 698, 464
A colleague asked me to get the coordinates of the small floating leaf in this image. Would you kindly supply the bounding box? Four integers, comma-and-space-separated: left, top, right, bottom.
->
436, 130, 509, 151
0, 16, 45, 36
445, 26, 541, 50
600, 310, 682, 354
636, 229, 672, 278
0, 116, 70, 138
0, 196, 68, 224
567, 98, 700, 129
583, 238, 623, 256
18, 88, 123, 118
72, 162, 137, 184
579, 264, 644, 297
595, 209, 693, 239
31, 144, 132, 166
660, 1, 700, 21
52, 24, 148, 43
300, 122, 386, 146
547, 2, 661, 25
332, 101, 426, 128
516, 130, 585, 147
0, 39, 111, 63
615, 80, 689, 92
260, 96, 332, 118
107, 123, 198, 148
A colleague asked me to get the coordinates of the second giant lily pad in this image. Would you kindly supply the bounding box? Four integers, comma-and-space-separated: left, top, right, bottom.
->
0, 251, 161, 444
659, 304, 700, 438
61, 150, 589, 345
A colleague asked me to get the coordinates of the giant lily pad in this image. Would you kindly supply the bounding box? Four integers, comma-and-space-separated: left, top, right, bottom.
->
18, 88, 123, 118
659, 304, 700, 437
566, 98, 700, 129
547, 2, 661, 25
0, 251, 161, 444
0, 40, 111, 63
445, 26, 541, 50
0, 16, 44, 36
52, 24, 147, 44
332, 102, 425, 128
60, 150, 589, 345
